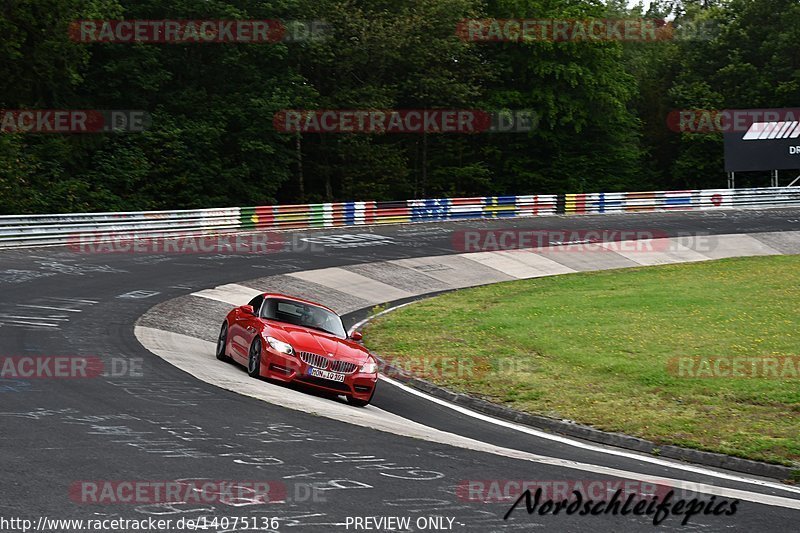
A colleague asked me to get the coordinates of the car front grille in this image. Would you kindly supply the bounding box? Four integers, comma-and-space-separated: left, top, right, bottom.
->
298, 351, 329, 369
330, 360, 359, 374
298, 351, 359, 374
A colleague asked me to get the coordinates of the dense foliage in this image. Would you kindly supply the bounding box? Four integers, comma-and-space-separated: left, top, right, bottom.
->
0, 0, 798, 213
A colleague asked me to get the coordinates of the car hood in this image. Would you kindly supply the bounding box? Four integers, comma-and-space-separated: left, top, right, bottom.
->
265, 321, 370, 363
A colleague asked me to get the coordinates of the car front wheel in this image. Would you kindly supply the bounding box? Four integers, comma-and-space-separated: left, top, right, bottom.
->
247, 338, 262, 378
216, 322, 230, 362
346, 388, 375, 407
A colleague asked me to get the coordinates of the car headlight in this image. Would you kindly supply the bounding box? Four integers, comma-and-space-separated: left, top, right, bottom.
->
360, 357, 378, 374
266, 336, 294, 355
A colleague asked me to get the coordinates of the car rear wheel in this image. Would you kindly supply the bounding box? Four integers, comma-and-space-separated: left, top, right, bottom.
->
247, 338, 262, 378
216, 322, 230, 362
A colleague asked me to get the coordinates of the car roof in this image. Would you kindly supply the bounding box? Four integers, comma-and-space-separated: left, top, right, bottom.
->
260, 293, 338, 315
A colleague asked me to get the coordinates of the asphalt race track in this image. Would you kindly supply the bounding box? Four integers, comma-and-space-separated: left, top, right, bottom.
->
2, 208, 800, 533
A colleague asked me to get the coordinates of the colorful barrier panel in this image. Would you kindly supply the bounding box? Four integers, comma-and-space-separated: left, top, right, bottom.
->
1, 187, 799, 248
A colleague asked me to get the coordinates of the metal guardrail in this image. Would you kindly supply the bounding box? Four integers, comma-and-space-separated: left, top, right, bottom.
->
1, 187, 800, 249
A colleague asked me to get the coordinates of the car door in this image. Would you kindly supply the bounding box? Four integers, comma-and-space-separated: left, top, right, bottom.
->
229, 295, 264, 361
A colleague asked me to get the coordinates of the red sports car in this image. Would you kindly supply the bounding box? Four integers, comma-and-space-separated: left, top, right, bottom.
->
215, 293, 378, 406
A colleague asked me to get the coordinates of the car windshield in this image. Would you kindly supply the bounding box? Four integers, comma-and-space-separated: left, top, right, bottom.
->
260, 298, 347, 338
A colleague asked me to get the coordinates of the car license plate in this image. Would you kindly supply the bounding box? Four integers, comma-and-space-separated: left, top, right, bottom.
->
308, 367, 345, 382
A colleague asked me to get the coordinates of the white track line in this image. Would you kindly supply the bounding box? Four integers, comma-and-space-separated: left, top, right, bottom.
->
51, 297, 98, 304
382, 375, 800, 497
17, 305, 83, 313
0, 320, 61, 328
0, 315, 70, 321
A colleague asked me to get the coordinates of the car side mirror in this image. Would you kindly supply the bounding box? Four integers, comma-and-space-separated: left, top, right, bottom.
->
242, 305, 255, 316
350, 331, 363, 341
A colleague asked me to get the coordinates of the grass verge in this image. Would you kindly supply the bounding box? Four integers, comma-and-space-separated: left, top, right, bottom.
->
364, 256, 800, 467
